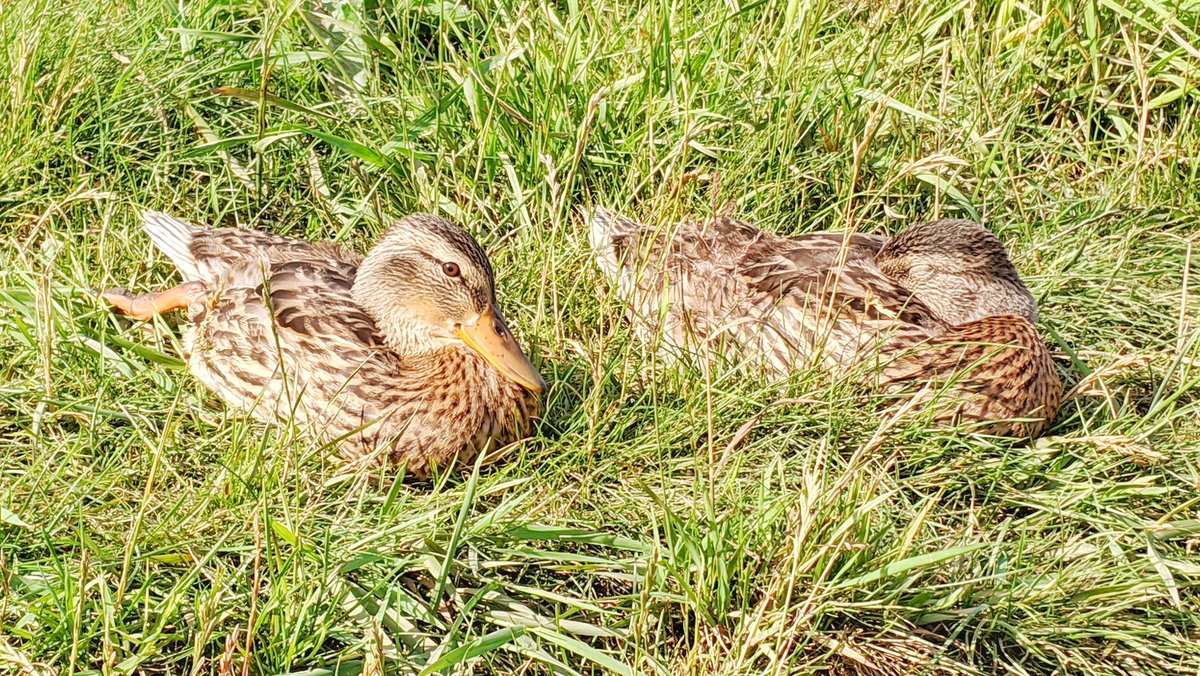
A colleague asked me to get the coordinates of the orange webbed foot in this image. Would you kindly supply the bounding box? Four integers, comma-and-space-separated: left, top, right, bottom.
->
102, 282, 206, 321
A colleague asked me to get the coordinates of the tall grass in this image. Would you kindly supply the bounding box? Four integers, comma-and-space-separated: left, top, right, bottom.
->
1, 0, 1199, 673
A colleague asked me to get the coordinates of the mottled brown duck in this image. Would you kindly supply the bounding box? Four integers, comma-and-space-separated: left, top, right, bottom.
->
588, 209, 1061, 437
104, 210, 544, 478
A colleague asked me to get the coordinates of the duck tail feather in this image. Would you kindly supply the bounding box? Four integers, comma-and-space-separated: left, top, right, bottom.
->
582, 206, 642, 282
141, 209, 203, 281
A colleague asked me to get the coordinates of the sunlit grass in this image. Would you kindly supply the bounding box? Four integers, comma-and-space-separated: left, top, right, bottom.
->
2, 0, 1199, 673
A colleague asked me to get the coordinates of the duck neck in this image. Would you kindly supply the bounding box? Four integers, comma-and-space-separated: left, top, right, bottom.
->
373, 316, 442, 356
370, 316, 472, 376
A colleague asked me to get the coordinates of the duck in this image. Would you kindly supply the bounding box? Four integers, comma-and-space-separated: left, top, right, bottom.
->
103, 210, 545, 478
587, 208, 1062, 437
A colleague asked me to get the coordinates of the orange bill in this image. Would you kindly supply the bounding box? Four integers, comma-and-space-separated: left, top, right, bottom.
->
456, 305, 545, 394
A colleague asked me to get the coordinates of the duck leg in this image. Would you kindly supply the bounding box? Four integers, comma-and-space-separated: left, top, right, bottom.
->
102, 281, 207, 321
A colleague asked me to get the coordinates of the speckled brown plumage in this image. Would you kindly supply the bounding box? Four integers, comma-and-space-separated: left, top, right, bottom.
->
107, 210, 543, 478
877, 314, 1061, 437
875, 218, 1039, 325
589, 208, 1061, 437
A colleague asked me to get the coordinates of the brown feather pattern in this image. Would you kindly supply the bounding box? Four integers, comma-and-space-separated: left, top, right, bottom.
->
148, 219, 538, 478
590, 209, 1062, 437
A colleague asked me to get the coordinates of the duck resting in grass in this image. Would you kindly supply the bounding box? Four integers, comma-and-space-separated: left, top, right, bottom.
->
587, 209, 1062, 437
103, 210, 544, 478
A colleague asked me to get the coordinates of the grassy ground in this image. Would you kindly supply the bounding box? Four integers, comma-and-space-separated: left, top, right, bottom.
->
2, 0, 1199, 673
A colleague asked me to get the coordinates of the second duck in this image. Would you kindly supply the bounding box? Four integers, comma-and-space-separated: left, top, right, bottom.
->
588, 209, 1061, 437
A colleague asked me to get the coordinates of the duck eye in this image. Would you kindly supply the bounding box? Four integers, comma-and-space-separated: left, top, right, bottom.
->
442, 262, 461, 278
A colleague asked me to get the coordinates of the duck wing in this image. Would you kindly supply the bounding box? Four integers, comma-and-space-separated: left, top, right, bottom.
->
588, 210, 776, 364
142, 210, 360, 286
185, 254, 398, 442
589, 209, 944, 368
740, 232, 945, 331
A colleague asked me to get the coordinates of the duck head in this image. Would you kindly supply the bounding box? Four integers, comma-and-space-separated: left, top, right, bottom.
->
876, 219, 1038, 325
352, 213, 545, 394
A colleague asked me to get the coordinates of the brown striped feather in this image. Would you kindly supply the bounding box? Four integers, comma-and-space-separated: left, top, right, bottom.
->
589, 209, 1062, 437
172, 227, 537, 478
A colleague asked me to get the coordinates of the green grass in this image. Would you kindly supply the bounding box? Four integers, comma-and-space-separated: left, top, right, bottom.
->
2, 0, 1199, 672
